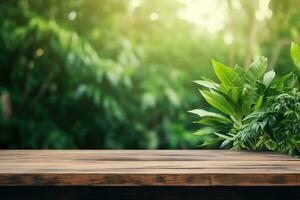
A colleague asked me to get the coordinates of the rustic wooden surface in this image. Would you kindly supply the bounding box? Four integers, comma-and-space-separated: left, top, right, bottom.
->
0, 150, 300, 186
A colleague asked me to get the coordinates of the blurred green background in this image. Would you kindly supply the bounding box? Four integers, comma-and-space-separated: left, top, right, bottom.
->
0, 0, 299, 149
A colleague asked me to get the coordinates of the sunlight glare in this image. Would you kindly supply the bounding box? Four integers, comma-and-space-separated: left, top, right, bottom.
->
68, 11, 77, 20
129, 0, 142, 11
149, 12, 159, 21
255, 0, 272, 21
177, 0, 228, 33
224, 32, 233, 45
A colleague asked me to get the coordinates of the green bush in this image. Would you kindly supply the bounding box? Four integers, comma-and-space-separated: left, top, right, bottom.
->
1, 1, 300, 149
0, 1, 204, 149
190, 42, 300, 156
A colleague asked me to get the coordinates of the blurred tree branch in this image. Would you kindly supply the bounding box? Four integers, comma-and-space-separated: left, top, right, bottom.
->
1, 92, 12, 120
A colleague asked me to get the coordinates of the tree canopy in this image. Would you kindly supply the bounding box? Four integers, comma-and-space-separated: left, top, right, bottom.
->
0, 0, 299, 149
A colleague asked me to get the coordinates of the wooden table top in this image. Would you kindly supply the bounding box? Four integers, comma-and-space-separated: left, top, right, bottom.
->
0, 150, 300, 186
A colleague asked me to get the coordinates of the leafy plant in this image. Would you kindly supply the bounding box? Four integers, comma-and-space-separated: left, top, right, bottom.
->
190, 42, 300, 156
233, 89, 300, 156
0, 1, 201, 149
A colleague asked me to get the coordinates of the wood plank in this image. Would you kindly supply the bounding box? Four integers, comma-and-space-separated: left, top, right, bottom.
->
0, 150, 296, 161
2, 186, 300, 200
0, 150, 299, 186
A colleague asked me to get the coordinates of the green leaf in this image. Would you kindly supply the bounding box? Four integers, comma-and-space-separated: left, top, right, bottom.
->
263, 70, 275, 88
212, 60, 242, 89
195, 117, 231, 126
273, 72, 299, 90
212, 88, 243, 119
246, 56, 268, 85
220, 138, 233, 148
291, 41, 300, 70
265, 139, 277, 151
213, 132, 231, 139
253, 96, 263, 111
286, 73, 299, 88
188, 109, 232, 124
228, 87, 239, 103
273, 72, 293, 90
199, 89, 237, 117
194, 79, 219, 90
234, 64, 247, 78
198, 137, 223, 147
193, 127, 217, 136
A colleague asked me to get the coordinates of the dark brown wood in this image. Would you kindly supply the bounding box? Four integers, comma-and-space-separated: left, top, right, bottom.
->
0, 150, 300, 186
1, 186, 300, 200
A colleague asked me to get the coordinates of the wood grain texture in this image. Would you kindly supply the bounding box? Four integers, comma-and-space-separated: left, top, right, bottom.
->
0, 150, 300, 186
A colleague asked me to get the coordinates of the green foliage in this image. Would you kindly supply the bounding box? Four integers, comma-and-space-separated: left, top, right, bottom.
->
212, 60, 242, 90
234, 89, 300, 156
191, 56, 271, 147
1, 0, 206, 149
191, 42, 300, 156
1, 0, 300, 149
245, 57, 268, 85
291, 42, 300, 70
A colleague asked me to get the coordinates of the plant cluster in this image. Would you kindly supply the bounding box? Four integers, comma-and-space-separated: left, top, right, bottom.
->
234, 89, 300, 155
190, 42, 300, 156
1, 1, 300, 149
0, 1, 203, 149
